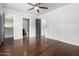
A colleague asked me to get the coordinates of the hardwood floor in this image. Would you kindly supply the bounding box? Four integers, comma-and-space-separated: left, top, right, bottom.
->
0, 37, 79, 56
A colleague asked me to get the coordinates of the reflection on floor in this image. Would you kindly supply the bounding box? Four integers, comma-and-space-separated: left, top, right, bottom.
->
0, 37, 79, 56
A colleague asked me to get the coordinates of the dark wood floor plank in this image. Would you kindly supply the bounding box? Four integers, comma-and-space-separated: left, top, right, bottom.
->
0, 37, 79, 56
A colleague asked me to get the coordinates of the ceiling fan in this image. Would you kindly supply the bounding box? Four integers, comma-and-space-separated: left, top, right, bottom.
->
27, 3, 48, 13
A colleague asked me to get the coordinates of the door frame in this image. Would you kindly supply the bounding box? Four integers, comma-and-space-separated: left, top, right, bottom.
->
23, 18, 29, 38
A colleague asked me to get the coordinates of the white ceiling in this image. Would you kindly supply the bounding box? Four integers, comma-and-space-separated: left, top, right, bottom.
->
3, 3, 70, 15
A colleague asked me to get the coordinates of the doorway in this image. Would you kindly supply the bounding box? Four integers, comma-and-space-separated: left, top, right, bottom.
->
23, 18, 29, 38
36, 19, 41, 38
4, 16, 14, 45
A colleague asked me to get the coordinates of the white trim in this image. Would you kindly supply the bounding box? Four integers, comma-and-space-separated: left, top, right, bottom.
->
46, 36, 79, 46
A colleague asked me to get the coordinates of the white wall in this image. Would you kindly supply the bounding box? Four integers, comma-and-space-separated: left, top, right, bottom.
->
40, 3, 79, 46
29, 17, 36, 37
6, 8, 36, 40
41, 19, 46, 36
0, 4, 3, 14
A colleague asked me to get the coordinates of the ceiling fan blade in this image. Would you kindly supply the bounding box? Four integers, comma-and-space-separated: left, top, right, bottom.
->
38, 3, 41, 5
39, 6, 48, 9
37, 9, 39, 13
35, 3, 41, 6
28, 7, 34, 10
28, 3, 35, 6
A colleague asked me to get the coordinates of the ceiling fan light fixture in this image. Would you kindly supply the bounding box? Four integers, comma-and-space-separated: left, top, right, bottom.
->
34, 6, 39, 10
28, 3, 48, 13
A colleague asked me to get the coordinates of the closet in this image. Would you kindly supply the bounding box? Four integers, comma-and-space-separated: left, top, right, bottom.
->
4, 16, 14, 39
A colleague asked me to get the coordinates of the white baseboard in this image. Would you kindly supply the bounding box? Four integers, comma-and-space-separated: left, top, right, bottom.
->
46, 36, 79, 46
5, 36, 13, 38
